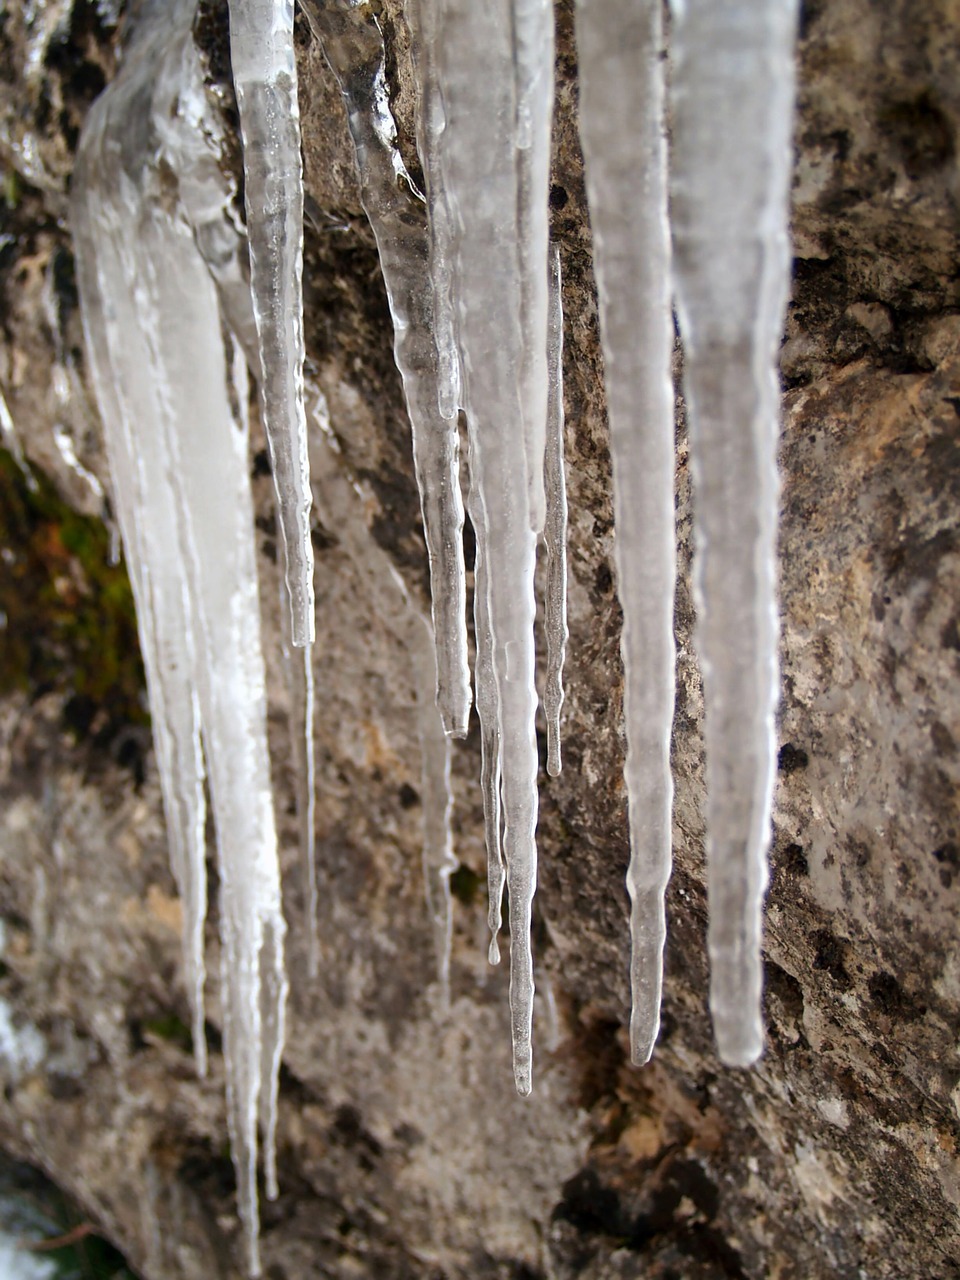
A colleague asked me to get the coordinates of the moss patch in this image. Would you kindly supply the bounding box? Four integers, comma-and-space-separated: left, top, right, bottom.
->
0, 446, 145, 737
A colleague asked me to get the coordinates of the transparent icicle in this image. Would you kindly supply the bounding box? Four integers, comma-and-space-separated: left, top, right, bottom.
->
300, 0, 471, 739
73, 6, 287, 1271
575, 0, 675, 1065
467, 463, 504, 966
406, 0, 461, 420
433, 0, 540, 1095
514, 0, 555, 535
280, 576, 319, 979
306, 388, 457, 995
669, 0, 797, 1066
228, 0, 315, 647
543, 246, 568, 780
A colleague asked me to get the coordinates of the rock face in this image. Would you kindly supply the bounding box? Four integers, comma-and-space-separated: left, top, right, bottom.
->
1, 2, 959, 1278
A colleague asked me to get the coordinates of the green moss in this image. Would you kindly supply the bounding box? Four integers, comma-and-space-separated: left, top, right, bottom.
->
141, 1013, 193, 1053
0, 446, 146, 736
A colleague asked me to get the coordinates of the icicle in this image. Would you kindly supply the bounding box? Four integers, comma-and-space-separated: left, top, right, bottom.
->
432, 0, 541, 1095
413, 615, 457, 1006
669, 0, 797, 1066
407, 0, 462, 421
467, 466, 504, 967
305, 386, 457, 996
227, 0, 315, 648
280, 578, 319, 979
542, 246, 568, 779
575, 0, 675, 1065
514, 0, 555, 536
300, 0, 471, 739
73, 6, 288, 1271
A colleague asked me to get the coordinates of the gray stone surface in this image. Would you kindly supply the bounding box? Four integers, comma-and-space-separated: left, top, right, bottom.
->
0, 1, 958, 1276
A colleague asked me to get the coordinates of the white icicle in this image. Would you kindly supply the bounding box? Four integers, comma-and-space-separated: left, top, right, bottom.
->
669, 0, 797, 1066
280, 574, 319, 979
301, 0, 471, 739
407, 0, 462, 421
433, 0, 540, 1095
467, 465, 504, 966
228, 0, 315, 648
514, 0, 555, 536
542, 245, 568, 780
575, 0, 676, 1065
73, 7, 288, 1271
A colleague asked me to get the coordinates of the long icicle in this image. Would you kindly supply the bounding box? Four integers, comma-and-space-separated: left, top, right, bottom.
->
227, 0, 315, 647
433, 0, 543, 1095
543, 245, 568, 779
301, 0, 471, 739
574, 0, 676, 1065
669, 0, 797, 1066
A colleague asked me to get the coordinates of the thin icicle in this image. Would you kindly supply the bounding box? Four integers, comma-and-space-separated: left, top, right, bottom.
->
73, 6, 287, 1271
300, 0, 471, 739
412, 615, 457, 1006
514, 0, 555, 536
433, 0, 540, 1095
227, 0, 315, 647
669, 0, 797, 1066
280, 576, 319, 979
407, 0, 462, 421
542, 245, 568, 780
467, 465, 504, 967
575, 0, 675, 1065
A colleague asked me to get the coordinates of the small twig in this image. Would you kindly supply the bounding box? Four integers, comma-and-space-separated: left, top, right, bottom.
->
16, 1222, 96, 1252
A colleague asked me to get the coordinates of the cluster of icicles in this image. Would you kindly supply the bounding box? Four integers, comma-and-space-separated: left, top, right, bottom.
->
71, 0, 797, 1272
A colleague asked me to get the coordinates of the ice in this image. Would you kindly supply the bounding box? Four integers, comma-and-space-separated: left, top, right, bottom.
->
467, 462, 504, 967
514, 0, 554, 536
575, 0, 676, 1067
280, 581, 319, 979
432, 0, 541, 1095
542, 246, 568, 780
406, 0, 462, 421
73, 3, 287, 1271
0, 386, 36, 491
669, 0, 797, 1066
301, 0, 471, 739
228, 0, 315, 648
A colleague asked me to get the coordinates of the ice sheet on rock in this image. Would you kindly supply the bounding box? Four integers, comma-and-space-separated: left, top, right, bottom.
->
73, 5, 287, 1272
543, 246, 568, 780
575, 0, 676, 1067
228, 0, 315, 648
433, 0, 540, 1094
306, 387, 457, 996
669, 0, 797, 1066
301, 0, 471, 739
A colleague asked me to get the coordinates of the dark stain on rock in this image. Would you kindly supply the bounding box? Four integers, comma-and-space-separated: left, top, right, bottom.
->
880, 93, 956, 182
811, 929, 852, 989
777, 742, 809, 774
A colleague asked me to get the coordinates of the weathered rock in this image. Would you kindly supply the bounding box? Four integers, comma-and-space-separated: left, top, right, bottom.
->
0, 2, 958, 1278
